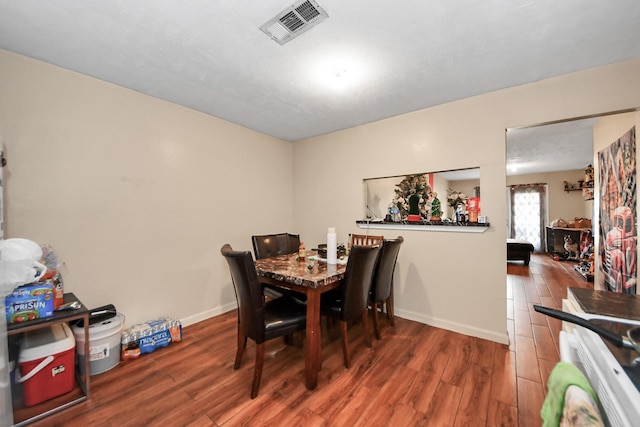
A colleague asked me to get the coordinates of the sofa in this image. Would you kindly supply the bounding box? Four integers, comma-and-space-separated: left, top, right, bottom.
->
507, 239, 535, 266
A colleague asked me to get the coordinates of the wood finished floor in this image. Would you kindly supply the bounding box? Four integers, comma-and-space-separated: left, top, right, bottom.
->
29, 253, 593, 427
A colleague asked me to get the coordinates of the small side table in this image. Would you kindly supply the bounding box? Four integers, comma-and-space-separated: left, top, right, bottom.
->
7, 292, 90, 426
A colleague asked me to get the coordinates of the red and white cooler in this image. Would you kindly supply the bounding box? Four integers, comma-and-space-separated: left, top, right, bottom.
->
18, 323, 76, 407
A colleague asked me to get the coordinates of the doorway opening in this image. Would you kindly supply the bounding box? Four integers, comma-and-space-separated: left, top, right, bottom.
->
507, 184, 548, 252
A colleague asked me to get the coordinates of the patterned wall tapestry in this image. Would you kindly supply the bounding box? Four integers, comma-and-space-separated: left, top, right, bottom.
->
598, 126, 636, 294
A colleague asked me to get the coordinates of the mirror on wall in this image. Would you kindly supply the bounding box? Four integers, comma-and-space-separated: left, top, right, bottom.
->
363, 167, 480, 222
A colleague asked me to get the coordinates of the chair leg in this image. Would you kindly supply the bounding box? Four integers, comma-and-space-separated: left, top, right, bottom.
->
282, 333, 302, 347
362, 310, 372, 348
234, 324, 247, 369
371, 302, 381, 340
283, 334, 292, 345
386, 296, 395, 327
340, 321, 350, 369
251, 342, 265, 399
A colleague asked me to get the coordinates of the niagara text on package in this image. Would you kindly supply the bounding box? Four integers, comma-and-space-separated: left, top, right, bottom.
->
120, 317, 182, 360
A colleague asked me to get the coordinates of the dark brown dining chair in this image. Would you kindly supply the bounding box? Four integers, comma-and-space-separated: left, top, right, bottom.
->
251, 233, 301, 299
351, 234, 384, 247
369, 236, 404, 340
252, 233, 300, 259
220, 244, 306, 399
320, 244, 381, 368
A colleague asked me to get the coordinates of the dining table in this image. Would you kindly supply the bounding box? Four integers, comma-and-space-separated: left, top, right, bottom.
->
254, 253, 347, 390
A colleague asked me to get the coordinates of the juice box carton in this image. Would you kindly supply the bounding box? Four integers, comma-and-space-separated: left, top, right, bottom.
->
5, 283, 55, 324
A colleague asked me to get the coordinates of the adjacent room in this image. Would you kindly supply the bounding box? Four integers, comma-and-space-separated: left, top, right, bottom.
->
1, 1, 639, 426
506, 118, 597, 269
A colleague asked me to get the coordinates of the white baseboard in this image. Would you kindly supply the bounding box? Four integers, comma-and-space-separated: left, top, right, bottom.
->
180, 301, 237, 328
394, 307, 510, 345
179, 303, 510, 346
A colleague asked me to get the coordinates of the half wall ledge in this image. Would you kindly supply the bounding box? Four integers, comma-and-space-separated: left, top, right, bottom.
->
356, 220, 490, 233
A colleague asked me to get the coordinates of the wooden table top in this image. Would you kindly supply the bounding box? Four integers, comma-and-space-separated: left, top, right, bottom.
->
254, 253, 346, 289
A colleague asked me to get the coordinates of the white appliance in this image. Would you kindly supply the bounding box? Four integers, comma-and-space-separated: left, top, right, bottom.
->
560, 315, 640, 427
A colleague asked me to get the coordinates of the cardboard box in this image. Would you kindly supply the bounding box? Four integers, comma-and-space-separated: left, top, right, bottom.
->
40, 271, 64, 309
5, 283, 54, 324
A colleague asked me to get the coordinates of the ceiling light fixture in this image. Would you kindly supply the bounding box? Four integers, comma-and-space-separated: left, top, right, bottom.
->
308, 54, 369, 92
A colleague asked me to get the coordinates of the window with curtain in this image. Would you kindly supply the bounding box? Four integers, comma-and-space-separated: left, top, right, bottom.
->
507, 183, 548, 252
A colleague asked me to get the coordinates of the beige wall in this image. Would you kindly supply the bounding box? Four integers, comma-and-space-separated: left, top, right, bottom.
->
593, 112, 640, 293
507, 169, 594, 224
293, 60, 640, 344
0, 49, 295, 326
2, 48, 640, 342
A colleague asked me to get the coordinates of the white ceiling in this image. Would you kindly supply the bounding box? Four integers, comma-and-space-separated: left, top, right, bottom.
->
506, 117, 599, 176
1, 1, 639, 172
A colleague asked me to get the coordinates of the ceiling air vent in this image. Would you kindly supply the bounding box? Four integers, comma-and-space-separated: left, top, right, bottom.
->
260, 0, 328, 45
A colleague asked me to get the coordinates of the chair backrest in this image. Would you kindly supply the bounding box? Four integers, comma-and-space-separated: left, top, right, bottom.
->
339, 244, 381, 320
221, 244, 267, 343
371, 236, 404, 303
287, 233, 301, 253
351, 234, 384, 247
252, 233, 301, 259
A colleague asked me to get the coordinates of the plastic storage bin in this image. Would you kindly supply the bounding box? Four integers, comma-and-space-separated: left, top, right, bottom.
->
72, 313, 124, 375
18, 323, 75, 407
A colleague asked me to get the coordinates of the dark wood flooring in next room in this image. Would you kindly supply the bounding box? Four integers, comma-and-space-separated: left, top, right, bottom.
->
30, 253, 592, 427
